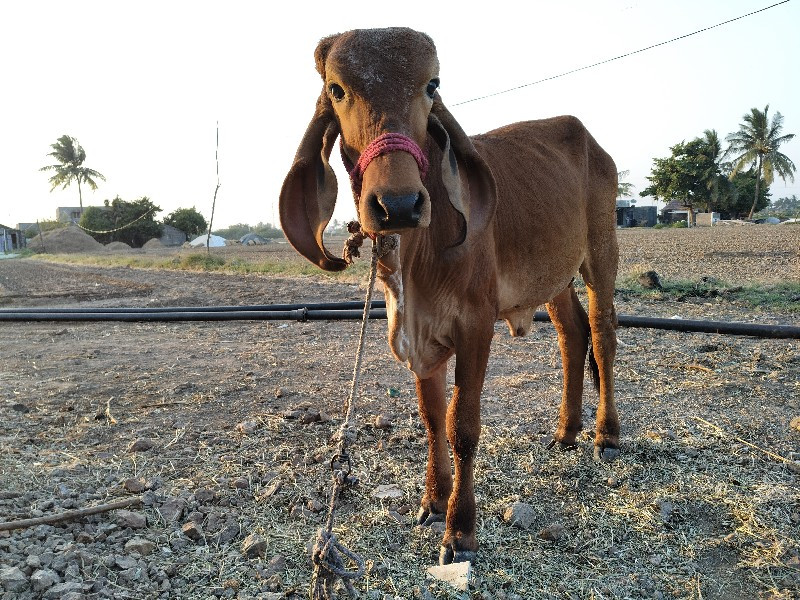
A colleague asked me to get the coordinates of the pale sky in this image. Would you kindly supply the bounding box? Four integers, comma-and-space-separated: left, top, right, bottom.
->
2, 0, 798, 230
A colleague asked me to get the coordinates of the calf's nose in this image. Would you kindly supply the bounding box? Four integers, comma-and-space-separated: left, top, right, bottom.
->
373, 193, 425, 229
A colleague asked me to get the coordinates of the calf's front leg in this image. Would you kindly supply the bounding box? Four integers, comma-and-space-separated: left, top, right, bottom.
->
415, 363, 452, 526
439, 330, 492, 565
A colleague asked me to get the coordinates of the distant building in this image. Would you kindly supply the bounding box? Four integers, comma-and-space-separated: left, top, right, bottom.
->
616, 200, 657, 227
661, 200, 692, 225
160, 224, 187, 246
16, 223, 39, 235
56, 206, 85, 223
0, 224, 26, 252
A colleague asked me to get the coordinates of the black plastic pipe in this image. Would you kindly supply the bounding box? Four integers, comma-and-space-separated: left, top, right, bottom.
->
0, 303, 797, 339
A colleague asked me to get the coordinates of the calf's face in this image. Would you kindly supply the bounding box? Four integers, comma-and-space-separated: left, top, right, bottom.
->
321, 29, 439, 234
279, 27, 497, 272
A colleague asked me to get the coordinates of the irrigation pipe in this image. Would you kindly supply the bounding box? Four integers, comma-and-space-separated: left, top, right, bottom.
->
0, 303, 797, 339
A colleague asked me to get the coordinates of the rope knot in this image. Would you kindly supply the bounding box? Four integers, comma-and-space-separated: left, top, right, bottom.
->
311, 528, 366, 600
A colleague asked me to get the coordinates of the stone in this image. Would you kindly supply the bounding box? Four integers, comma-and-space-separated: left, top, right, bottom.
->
233, 477, 250, 490
1, 566, 28, 592
125, 537, 156, 556
241, 533, 267, 558
123, 478, 146, 493
503, 502, 536, 530
194, 487, 216, 504
128, 438, 154, 452
30, 568, 61, 591
116, 510, 147, 529
158, 497, 185, 522
374, 414, 393, 429
182, 521, 204, 541
372, 484, 404, 500
236, 420, 259, 434
538, 523, 566, 541
115, 555, 138, 570
263, 554, 286, 576
44, 582, 84, 599
426, 561, 471, 592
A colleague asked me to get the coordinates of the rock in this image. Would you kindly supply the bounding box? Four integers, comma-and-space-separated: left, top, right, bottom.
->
44, 581, 84, 599
426, 561, 471, 592
290, 504, 315, 519
233, 477, 250, 490
236, 420, 259, 434
123, 478, 146, 493
194, 487, 216, 504
637, 270, 663, 290
503, 502, 536, 530
158, 497, 185, 522
30, 568, 61, 591
1, 566, 28, 592
241, 533, 267, 558
116, 510, 147, 529
128, 438, 154, 452
115, 555, 138, 570
263, 554, 286, 576
216, 523, 240, 544
538, 523, 566, 541
372, 484, 404, 500
299, 410, 322, 425
374, 414, 393, 429
11, 402, 30, 412
182, 521, 204, 541
658, 500, 674, 523
125, 537, 156, 556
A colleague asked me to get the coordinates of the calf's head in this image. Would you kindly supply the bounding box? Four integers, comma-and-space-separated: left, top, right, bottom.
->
279, 27, 496, 271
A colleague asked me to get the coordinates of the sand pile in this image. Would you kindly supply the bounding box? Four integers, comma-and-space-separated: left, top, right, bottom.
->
142, 238, 164, 249
28, 225, 104, 253
105, 241, 132, 251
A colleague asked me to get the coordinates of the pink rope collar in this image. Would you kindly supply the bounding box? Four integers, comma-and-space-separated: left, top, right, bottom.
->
340, 133, 429, 198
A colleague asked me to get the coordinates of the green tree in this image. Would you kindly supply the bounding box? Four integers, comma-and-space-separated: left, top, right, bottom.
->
641, 138, 714, 222
80, 196, 162, 247
760, 194, 799, 219
617, 170, 635, 198
724, 170, 770, 218
40, 135, 106, 209
212, 222, 284, 240
725, 105, 796, 219
163, 207, 208, 238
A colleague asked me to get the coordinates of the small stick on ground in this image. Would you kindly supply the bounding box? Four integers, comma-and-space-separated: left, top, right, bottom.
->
692, 416, 800, 472
0, 497, 142, 532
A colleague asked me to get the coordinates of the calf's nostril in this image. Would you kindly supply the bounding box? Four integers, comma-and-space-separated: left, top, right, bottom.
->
377, 193, 423, 227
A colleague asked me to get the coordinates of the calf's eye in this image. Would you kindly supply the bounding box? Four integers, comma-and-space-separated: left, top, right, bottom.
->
426, 78, 440, 99
328, 83, 345, 101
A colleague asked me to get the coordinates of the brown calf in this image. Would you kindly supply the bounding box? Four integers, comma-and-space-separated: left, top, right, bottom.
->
280, 27, 619, 565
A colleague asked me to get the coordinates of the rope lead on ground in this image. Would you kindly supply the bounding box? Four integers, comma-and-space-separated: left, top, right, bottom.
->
312, 231, 386, 599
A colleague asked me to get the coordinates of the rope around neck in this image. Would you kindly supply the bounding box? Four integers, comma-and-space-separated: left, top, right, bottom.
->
311, 234, 388, 599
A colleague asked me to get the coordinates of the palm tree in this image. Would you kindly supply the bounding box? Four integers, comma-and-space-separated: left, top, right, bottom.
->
40, 135, 106, 210
617, 170, 635, 198
697, 129, 730, 212
725, 105, 796, 219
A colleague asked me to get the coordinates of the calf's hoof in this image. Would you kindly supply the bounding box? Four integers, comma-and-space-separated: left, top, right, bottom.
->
594, 445, 620, 462
416, 506, 445, 527
544, 436, 578, 452
439, 545, 476, 565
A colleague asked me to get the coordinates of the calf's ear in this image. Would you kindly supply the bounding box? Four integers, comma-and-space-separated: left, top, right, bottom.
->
428, 98, 497, 248
279, 94, 346, 271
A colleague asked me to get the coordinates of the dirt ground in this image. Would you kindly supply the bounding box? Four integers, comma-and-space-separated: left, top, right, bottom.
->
1, 226, 799, 600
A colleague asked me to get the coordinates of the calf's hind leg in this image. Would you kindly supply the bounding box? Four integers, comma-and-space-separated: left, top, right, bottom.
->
546, 284, 591, 449
580, 232, 620, 461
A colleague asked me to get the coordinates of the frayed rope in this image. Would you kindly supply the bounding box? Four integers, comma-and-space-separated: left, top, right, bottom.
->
311, 528, 366, 600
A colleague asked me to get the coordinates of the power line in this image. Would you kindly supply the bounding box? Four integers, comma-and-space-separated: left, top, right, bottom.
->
452, 1, 791, 106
